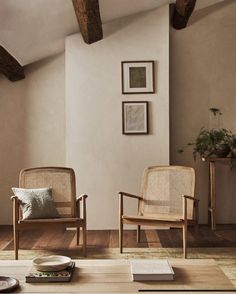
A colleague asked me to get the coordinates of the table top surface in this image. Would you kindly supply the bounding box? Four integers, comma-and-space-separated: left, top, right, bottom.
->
202, 157, 234, 162
0, 259, 234, 293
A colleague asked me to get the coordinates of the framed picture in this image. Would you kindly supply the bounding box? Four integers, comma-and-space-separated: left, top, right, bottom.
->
121, 61, 155, 94
122, 101, 149, 135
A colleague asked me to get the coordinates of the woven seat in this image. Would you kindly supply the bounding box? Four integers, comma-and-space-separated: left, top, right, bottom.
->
118, 166, 199, 258
18, 217, 83, 224
122, 213, 193, 222
11, 167, 88, 259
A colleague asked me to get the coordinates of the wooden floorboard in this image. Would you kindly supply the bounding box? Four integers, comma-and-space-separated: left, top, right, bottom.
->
145, 229, 161, 248
123, 229, 148, 248
1, 225, 236, 250
109, 230, 119, 248
33, 229, 67, 250
87, 230, 111, 248
0, 226, 13, 250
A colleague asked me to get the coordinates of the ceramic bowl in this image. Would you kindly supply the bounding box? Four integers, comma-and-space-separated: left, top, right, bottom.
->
33, 255, 72, 272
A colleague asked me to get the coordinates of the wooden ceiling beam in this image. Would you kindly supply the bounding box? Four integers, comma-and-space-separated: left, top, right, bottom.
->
72, 0, 103, 44
172, 0, 196, 30
0, 46, 25, 82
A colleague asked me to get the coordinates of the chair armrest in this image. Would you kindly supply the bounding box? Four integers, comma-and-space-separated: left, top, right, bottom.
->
11, 196, 20, 223
182, 195, 199, 221
11, 195, 20, 201
76, 194, 88, 219
118, 191, 142, 200
118, 192, 142, 217
76, 194, 88, 203
182, 195, 199, 202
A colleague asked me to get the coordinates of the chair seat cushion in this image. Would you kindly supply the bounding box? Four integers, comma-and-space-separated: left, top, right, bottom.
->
12, 187, 59, 220
122, 213, 189, 222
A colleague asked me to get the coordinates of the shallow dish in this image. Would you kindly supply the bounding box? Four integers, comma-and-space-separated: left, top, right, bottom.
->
33, 255, 72, 272
0, 276, 19, 293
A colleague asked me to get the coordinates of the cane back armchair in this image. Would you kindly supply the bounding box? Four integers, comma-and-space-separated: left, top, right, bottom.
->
118, 166, 199, 258
11, 167, 87, 259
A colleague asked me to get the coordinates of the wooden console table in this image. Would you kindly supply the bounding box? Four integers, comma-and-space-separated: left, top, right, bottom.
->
202, 157, 233, 230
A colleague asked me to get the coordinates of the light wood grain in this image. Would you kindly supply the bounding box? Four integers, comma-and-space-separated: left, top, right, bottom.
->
12, 167, 88, 259
203, 157, 233, 230
119, 166, 198, 258
0, 259, 234, 293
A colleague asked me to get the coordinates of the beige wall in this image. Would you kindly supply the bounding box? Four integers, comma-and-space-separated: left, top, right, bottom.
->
170, 0, 236, 223
0, 78, 26, 224
66, 6, 170, 229
1, 1, 235, 227
0, 53, 65, 224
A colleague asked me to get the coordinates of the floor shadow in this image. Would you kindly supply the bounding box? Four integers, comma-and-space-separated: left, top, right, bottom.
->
157, 225, 236, 248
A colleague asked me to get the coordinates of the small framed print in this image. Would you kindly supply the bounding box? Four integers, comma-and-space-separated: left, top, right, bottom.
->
122, 101, 149, 135
121, 61, 155, 94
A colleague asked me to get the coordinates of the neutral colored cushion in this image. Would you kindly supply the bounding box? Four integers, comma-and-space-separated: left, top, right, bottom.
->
12, 187, 59, 220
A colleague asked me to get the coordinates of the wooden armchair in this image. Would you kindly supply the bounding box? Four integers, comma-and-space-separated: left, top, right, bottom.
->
118, 166, 199, 258
11, 167, 88, 259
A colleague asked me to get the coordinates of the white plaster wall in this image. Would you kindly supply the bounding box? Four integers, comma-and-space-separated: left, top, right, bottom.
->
23, 54, 65, 167
66, 6, 170, 229
0, 53, 65, 224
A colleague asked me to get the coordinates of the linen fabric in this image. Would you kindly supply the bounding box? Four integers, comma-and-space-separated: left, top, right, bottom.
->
11, 187, 59, 220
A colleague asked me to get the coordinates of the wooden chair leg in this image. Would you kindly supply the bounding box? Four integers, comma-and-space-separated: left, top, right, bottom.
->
119, 220, 123, 254
76, 227, 80, 246
194, 201, 199, 235
183, 224, 187, 259
194, 221, 199, 235
82, 225, 87, 257
13, 227, 19, 260
137, 225, 141, 243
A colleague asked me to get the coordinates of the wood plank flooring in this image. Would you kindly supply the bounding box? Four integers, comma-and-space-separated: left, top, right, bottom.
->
1, 224, 236, 251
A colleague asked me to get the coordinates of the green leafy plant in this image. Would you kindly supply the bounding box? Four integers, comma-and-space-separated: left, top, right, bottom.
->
178, 128, 232, 160
178, 108, 234, 160
228, 135, 236, 169
229, 135, 236, 156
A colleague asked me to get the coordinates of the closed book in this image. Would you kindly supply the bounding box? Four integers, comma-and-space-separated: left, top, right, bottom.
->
25, 262, 75, 283
130, 259, 174, 281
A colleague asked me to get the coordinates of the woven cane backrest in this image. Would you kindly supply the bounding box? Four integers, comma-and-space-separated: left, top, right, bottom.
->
139, 166, 195, 219
19, 167, 76, 218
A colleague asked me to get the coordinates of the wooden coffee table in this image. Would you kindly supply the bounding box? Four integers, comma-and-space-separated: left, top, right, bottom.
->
0, 259, 235, 293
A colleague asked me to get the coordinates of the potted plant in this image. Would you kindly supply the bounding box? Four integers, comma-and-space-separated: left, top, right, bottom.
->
178, 108, 233, 160
229, 135, 236, 157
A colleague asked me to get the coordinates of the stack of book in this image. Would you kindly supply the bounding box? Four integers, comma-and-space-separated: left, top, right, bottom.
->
130, 259, 174, 281
25, 262, 75, 283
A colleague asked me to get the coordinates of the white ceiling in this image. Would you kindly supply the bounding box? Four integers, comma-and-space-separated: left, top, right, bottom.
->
0, 0, 224, 66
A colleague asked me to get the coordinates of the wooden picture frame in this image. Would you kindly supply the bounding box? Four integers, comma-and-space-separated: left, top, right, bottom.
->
122, 101, 149, 135
121, 61, 155, 94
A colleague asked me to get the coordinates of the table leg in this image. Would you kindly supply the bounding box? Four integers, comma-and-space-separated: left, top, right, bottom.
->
209, 161, 216, 230
208, 163, 211, 226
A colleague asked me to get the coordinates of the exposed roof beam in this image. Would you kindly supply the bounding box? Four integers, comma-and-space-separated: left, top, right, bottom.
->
0, 46, 25, 82
172, 0, 196, 30
72, 0, 103, 44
